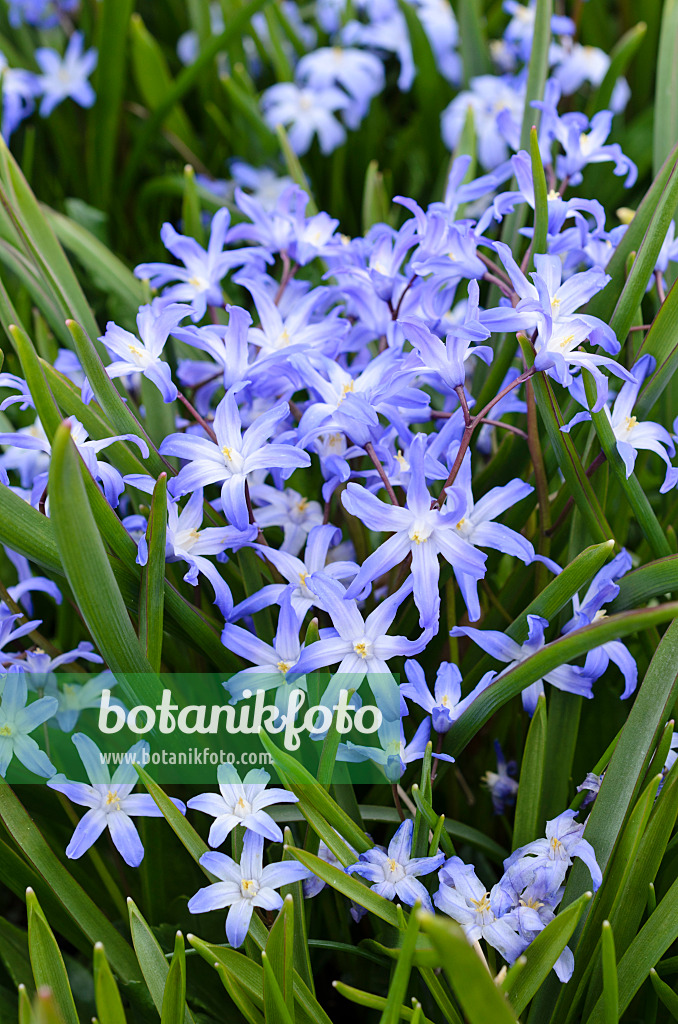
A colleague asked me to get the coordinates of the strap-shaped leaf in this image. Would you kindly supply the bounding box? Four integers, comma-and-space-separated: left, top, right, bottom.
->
26, 888, 78, 1024
140, 473, 167, 672
161, 933, 187, 1024
506, 891, 592, 1015
49, 421, 154, 681
334, 980, 437, 1024
261, 952, 294, 1024
418, 913, 518, 1024
0, 783, 140, 983
512, 694, 547, 849
285, 845, 399, 927
379, 908, 421, 1024
128, 900, 195, 1024
448, 603, 678, 755
93, 943, 127, 1024
265, 895, 294, 1019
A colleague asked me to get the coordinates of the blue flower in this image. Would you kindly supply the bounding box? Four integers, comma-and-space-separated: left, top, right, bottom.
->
0, 670, 57, 778
481, 245, 635, 411
503, 809, 602, 893
35, 33, 97, 117
261, 83, 351, 155
482, 740, 519, 814
291, 575, 430, 715
188, 831, 310, 948
451, 614, 593, 716
434, 856, 527, 963
342, 434, 487, 628
134, 209, 266, 322
339, 715, 453, 782
295, 47, 385, 129
402, 659, 496, 734
99, 301, 192, 403
347, 819, 444, 911
563, 355, 678, 494
48, 734, 186, 867
400, 281, 493, 392
160, 388, 310, 530
45, 672, 118, 733
222, 588, 305, 708
228, 524, 358, 622
187, 765, 298, 846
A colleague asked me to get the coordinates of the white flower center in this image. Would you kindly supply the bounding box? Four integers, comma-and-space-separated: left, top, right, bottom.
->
383, 857, 405, 882
105, 790, 121, 812
221, 446, 245, 474
353, 638, 373, 659
174, 527, 201, 551
241, 878, 260, 898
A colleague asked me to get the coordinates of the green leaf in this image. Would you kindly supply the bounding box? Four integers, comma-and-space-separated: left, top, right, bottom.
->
161, 933, 187, 1024
265, 895, 294, 1020
609, 155, 678, 345
261, 953, 294, 1024
464, 540, 614, 689
583, 371, 671, 559
49, 421, 155, 684
129, 14, 201, 155
563, 618, 678, 901
9, 323, 62, 440
653, 0, 678, 176
134, 765, 210, 872
212, 962, 264, 1024
456, 0, 490, 83
0, 918, 32, 994
635, 274, 678, 417
512, 694, 547, 849
18, 985, 34, 1024
333, 980, 436, 1024
649, 968, 678, 1019
528, 126, 548, 271
507, 891, 592, 1015
66, 319, 166, 478
93, 943, 128, 1024
258, 730, 372, 857
87, 0, 136, 208
181, 165, 205, 247
362, 160, 391, 233
280, 828, 315, 995
589, 22, 647, 116
418, 914, 518, 1024
529, 369, 613, 544
601, 922, 618, 1024
586, 874, 678, 1023
0, 137, 99, 340
448, 603, 678, 755
0, 783, 140, 984
140, 473, 167, 672
285, 845, 399, 927
45, 207, 144, 322
586, 141, 678, 324
26, 888, 78, 1024
128, 900, 196, 1024
610, 553, 678, 612
379, 908, 421, 1024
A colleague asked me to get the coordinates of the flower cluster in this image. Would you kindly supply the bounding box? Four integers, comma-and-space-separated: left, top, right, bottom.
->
435, 810, 601, 981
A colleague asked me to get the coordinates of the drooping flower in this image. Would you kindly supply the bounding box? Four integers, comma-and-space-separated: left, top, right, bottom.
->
347, 819, 444, 911
482, 740, 519, 814
187, 765, 298, 847
188, 831, 310, 947
451, 614, 593, 716
48, 734, 186, 867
